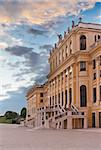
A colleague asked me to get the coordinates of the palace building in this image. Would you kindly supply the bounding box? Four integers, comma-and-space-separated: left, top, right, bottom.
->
26, 19, 101, 129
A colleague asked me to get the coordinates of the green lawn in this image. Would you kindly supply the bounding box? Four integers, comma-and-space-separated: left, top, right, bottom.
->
0, 116, 12, 124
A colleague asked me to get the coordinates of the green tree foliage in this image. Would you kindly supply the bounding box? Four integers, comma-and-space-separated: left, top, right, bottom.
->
4, 111, 19, 120
20, 107, 27, 119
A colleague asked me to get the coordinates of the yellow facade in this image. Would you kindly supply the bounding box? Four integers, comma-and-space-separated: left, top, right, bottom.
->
26, 84, 46, 127
26, 21, 101, 129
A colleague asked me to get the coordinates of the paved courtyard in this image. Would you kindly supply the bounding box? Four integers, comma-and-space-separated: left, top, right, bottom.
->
0, 124, 101, 150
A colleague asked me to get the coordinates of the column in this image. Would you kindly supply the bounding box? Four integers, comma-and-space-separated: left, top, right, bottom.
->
60, 73, 62, 105
88, 60, 93, 107
71, 65, 74, 105
67, 111, 72, 129
76, 62, 79, 107
45, 118, 50, 128
96, 57, 100, 105
67, 68, 70, 107
96, 111, 99, 128
63, 70, 66, 107
57, 76, 59, 105
84, 112, 87, 129
72, 63, 76, 105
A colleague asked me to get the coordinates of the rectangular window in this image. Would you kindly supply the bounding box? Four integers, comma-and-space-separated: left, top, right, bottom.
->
98, 35, 100, 40
40, 93, 43, 97
93, 59, 96, 69
100, 70, 101, 77
92, 113, 96, 127
52, 96, 54, 106
99, 112, 101, 128
62, 91, 64, 106
55, 95, 57, 105
59, 52, 61, 64
65, 46, 68, 58
58, 93, 60, 104
80, 61, 86, 71
93, 88, 96, 103
56, 56, 57, 67
61, 72, 63, 80
62, 50, 64, 61
100, 86, 101, 101
93, 73, 96, 80
40, 99, 43, 103
100, 56, 101, 65
69, 88, 72, 104
50, 97, 51, 106
95, 35, 96, 42
65, 90, 68, 105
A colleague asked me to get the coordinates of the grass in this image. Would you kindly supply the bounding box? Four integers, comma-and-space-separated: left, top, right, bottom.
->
0, 116, 12, 124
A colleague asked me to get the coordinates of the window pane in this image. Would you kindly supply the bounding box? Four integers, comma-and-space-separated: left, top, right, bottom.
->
93, 88, 96, 103
80, 61, 86, 71
80, 35, 86, 50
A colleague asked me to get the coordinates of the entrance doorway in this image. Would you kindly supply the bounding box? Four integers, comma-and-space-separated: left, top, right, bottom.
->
99, 112, 101, 128
92, 113, 96, 128
64, 119, 67, 129
82, 118, 84, 128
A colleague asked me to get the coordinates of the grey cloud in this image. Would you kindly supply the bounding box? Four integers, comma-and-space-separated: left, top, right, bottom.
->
34, 75, 47, 84
7, 61, 21, 68
2, 84, 11, 89
40, 44, 53, 51
5, 44, 49, 85
22, 50, 49, 83
24, 51, 40, 69
5, 46, 33, 56
13, 69, 32, 78
28, 28, 48, 36
15, 77, 25, 82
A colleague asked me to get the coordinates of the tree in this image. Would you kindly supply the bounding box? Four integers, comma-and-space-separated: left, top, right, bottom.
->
4, 111, 19, 120
20, 107, 27, 119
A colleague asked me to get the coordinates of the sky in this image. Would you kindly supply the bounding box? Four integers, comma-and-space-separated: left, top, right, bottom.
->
0, 0, 101, 115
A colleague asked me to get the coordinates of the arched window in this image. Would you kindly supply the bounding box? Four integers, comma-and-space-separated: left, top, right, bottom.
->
80, 85, 87, 107
98, 35, 100, 40
80, 35, 86, 50
70, 41, 72, 54
95, 35, 97, 42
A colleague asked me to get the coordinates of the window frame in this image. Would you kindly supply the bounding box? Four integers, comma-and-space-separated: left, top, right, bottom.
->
93, 87, 96, 103
80, 61, 86, 71
80, 35, 86, 50
80, 85, 87, 107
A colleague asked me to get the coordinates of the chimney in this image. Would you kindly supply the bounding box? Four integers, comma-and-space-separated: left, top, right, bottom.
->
72, 20, 75, 28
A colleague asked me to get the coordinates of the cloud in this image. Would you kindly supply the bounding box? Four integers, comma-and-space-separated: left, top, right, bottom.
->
0, 56, 7, 61
2, 84, 11, 89
95, 15, 101, 19
3, 46, 49, 98
0, 94, 10, 101
0, 88, 27, 114
5, 45, 33, 56
24, 51, 40, 68
40, 44, 53, 51
6, 61, 21, 68
0, 42, 8, 49
28, 28, 48, 36
0, 0, 98, 25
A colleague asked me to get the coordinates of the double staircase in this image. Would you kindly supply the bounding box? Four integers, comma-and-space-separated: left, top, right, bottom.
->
48, 104, 83, 128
